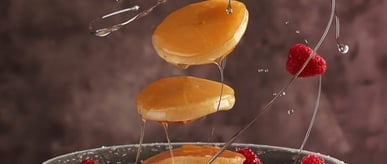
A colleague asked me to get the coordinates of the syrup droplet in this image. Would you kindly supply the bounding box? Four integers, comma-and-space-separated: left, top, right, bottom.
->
334, 14, 349, 55
287, 108, 295, 116
175, 63, 190, 69
284, 21, 290, 25
337, 43, 349, 54
295, 30, 300, 34
226, 0, 233, 14
257, 68, 269, 73
226, 7, 233, 14
273, 92, 286, 97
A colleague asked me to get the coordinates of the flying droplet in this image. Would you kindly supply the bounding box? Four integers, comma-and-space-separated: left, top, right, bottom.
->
337, 43, 349, 54
287, 108, 295, 116
295, 30, 300, 34
285, 21, 290, 25
257, 68, 269, 73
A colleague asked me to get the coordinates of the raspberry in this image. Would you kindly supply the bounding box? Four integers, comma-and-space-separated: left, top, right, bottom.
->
81, 159, 97, 164
286, 43, 327, 77
301, 154, 325, 164
237, 148, 262, 164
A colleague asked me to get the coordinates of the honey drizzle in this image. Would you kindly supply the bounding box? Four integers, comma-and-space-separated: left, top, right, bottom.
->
162, 123, 175, 164
292, 75, 323, 164
135, 119, 146, 164
214, 57, 227, 112
204, 57, 227, 141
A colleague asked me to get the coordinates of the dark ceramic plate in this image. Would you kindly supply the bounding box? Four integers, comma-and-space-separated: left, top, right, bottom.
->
43, 142, 345, 164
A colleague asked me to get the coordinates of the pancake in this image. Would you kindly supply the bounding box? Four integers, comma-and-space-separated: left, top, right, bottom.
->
143, 144, 245, 164
152, 0, 249, 68
136, 76, 235, 124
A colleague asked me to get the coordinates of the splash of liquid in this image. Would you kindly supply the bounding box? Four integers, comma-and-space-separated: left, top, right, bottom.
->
89, 0, 167, 37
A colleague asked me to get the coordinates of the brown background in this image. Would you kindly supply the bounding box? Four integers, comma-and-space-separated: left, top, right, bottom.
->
1, 0, 386, 163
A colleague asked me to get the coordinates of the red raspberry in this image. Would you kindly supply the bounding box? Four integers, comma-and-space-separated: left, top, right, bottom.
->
286, 43, 327, 77
237, 148, 262, 164
301, 154, 325, 164
81, 159, 97, 164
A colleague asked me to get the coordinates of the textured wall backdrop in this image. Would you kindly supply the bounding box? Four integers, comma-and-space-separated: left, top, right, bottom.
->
0, 0, 386, 163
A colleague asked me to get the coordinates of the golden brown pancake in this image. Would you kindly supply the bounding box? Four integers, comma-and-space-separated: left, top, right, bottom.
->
152, 0, 249, 68
143, 144, 245, 164
136, 76, 235, 124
